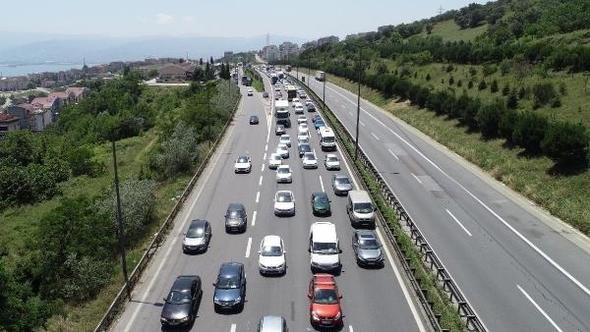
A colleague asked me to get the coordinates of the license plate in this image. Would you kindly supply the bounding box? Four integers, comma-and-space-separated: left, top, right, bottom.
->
321, 320, 331, 325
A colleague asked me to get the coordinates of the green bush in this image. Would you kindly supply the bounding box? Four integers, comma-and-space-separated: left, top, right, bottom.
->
478, 80, 487, 90
498, 109, 519, 142
532, 82, 557, 108
541, 122, 589, 169
476, 104, 502, 138
513, 112, 549, 154
148, 122, 198, 179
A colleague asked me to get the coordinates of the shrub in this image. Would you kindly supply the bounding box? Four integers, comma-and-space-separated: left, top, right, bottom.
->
149, 122, 198, 179
457, 80, 463, 87
490, 80, 499, 93
541, 122, 589, 169
502, 84, 510, 96
449, 76, 455, 85
507, 91, 519, 109
513, 112, 549, 154
532, 82, 557, 108
498, 109, 518, 142
476, 104, 502, 138
468, 80, 474, 89
478, 80, 487, 90
425, 73, 431, 81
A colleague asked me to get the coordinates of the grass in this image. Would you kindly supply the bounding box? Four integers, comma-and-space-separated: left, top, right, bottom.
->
323, 72, 590, 235
417, 19, 488, 42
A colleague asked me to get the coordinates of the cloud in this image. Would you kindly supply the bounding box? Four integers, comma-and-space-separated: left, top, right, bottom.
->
155, 13, 174, 25
182, 16, 194, 23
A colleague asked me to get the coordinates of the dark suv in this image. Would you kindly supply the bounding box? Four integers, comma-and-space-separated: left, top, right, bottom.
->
160, 275, 202, 327
225, 203, 247, 233
213, 262, 246, 312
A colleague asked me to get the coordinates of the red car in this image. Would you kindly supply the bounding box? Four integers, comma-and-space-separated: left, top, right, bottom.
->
308, 274, 343, 328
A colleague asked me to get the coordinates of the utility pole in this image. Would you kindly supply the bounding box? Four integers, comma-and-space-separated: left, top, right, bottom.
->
322, 74, 326, 107
112, 139, 130, 299
354, 48, 362, 161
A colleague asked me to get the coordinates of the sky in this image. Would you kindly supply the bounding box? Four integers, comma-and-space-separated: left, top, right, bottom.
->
0, 0, 486, 40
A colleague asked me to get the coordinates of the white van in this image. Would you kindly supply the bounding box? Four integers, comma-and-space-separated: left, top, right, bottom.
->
309, 222, 341, 272
346, 190, 375, 227
319, 127, 337, 151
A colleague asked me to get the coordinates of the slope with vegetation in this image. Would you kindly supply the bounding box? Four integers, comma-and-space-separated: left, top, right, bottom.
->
0, 70, 240, 331
286, 0, 590, 233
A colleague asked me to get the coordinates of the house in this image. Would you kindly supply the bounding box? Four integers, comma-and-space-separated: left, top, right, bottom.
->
0, 112, 20, 137
158, 63, 195, 82
65, 87, 89, 102
29, 108, 52, 132
6, 104, 34, 129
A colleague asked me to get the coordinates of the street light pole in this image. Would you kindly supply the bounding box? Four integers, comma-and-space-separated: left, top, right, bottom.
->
354, 49, 362, 161
112, 139, 130, 299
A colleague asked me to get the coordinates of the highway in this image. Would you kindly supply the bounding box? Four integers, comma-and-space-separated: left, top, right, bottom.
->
297, 70, 590, 331
111, 73, 427, 331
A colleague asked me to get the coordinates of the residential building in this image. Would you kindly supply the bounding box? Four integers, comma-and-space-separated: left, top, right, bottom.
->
6, 104, 34, 129
262, 45, 280, 62
158, 63, 195, 82
301, 41, 318, 51
0, 112, 21, 136
279, 42, 299, 61
317, 35, 339, 46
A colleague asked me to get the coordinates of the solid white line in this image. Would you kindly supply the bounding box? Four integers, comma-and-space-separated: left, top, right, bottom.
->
371, 132, 380, 141
259, 175, 263, 186
319, 175, 325, 192
445, 209, 473, 237
230, 323, 237, 332
252, 211, 257, 226
123, 111, 233, 331
349, 326, 354, 332
261, 163, 265, 172
255, 191, 260, 203
388, 148, 400, 161
411, 173, 422, 184
245, 237, 252, 258
517, 285, 563, 332
263, 152, 267, 160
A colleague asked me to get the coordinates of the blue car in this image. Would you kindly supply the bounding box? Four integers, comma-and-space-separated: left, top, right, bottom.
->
213, 262, 246, 312
314, 120, 326, 130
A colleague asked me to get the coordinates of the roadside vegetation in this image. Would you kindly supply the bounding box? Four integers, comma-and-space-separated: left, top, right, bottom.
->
245, 67, 265, 92
284, 0, 590, 234
0, 71, 240, 331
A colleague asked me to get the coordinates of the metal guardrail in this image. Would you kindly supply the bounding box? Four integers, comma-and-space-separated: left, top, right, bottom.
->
292, 74, 486, 332
94, 86, 241, 332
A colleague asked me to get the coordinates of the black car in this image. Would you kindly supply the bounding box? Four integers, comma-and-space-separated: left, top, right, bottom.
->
182, 219, 211, 253
250, 115, 259, 125
306, 103, 316, 112
311, 192, 331, 216
161, 275, 202, 327
352, 230, 384, 267
213, 262, 246, 312
298, 143, 312, 157
225, 203, 247, 233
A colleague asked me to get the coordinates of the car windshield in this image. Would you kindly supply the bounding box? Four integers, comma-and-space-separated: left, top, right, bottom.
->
312, 242, 338, 254
323, 137, 335, 143
359, 238, 380, 250
304, 154, 315, 160
271, 154, 281, 160
166, 291, 192, 304
237, 157, 249, 163
313, 289, 339, 304
261, 245, 282, 256
335, 177, 350, 185
186, 227, 204, 238
281, 136, 289, 141
216, 275, 239, 289
314, 195, 329, 205
276, 193, 292, 202
301, 145, 311, 152
278, 167, 289, 174
354, 202, 373, 213
228, 209, 242, 218
327, 156, 338, 162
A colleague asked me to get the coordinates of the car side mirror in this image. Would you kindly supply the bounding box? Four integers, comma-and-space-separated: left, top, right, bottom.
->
212, 283, 217, 287
163, 297, 167, 302
339, 294, 343, 299
307, 292, 312, 299
257, 250, 261, 254
339, 249, 343, 253
308, 247, 311, 253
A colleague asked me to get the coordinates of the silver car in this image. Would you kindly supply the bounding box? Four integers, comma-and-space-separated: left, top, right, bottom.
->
332, 174, 353, 195
352, 230, 384, 267
276, 165, 292, 183
257, 315, 288, 332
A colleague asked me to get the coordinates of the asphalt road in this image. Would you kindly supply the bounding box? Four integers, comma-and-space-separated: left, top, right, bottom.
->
293, 70, 590, 331
111, 74, 426, 331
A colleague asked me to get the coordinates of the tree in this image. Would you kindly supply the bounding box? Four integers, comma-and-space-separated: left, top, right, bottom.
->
449, 76, 455, 85
468, 80, 474, 89
199, 58, 203, 65
476, 103, 502, 138
507, 90, 519, 109
502, 84, 510, 96
426, 24, 434, 34
478, 80, 487, 90
209, 56, 214, 64
426, 73, 431, 81
513, 112, 549, 154
541, 122, 589, 170
490, 80, 499, 93
532, 82, 557, 108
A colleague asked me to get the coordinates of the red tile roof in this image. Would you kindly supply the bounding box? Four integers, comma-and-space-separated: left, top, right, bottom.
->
0, 112, 18, 123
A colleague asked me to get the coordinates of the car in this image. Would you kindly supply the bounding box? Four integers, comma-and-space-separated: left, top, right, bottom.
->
314, 119, 326, 130
224, 203, 247, 233
352, 230, 384, 267
247, 88, 254, 96
299, 91, 308, 99
274, 87, 281, 92
276, 165, 292, 183
291, 97, 300, 105
297, 115, 307, 125
276, 143, 289, 159
249, 115, 259, 125
294, 103, 305, 114
297, 135, 310, 145
324, 154, 341, 170
182, 219, 211, 253
275, 124, 286, 135
312, 114, 322, 123
213, 262, 246, 312
279, 134, 291, 147
308, 274, 343, 328
258, 235, 286, 275
298, 143, 312, 157
268, 153, 282, 169
262, 91, 269, 98
274, 94, 280, 100
306, 102, 316, 112
257, 315, 288, 332
332, 174, 353, 195
311, 192, 331, 216
161, 275, 202, 327
298, 125, 309, 136
302, 152, 318, 169
234, 155, 252, 173
273, 190, 295, 216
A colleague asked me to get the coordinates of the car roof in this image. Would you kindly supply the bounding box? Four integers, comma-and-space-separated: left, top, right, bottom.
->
280, 134, 290, 138
228, 203, 245, 211
277, 165, 289, 169
310, 222, 337, 242
304, 152, 315, 157
333, 174, 348, 179
189, 219, 208, 229
326, 154, 338, 158
172, 275, 197, 291
260, 315, 284, 331
348, 190, 371, 202
219, 262, 243, 276
312, 192, 328, 198
262, 235, 282, 246
356, 229, 377, 239
276, 190, 293, 195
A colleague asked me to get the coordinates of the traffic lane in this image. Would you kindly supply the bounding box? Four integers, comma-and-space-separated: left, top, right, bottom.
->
306, 78, 590, 331
113, 87, 268, 331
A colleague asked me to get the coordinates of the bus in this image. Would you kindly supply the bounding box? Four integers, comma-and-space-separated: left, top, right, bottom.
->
315, 71, 325, 81
286, 85, 298, 101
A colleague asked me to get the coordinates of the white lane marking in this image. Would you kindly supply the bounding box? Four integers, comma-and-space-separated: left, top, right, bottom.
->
252, 211, 257, 226
230, 323, 237, 332
388, 148, 400, 161
445, 209, 473, 237
245, 237, 252, 258
319, 175, 325, 192
264, 144, 268, 152
261, 163, 265, 172
335, 145, 358, 189
263, 152, 267, 160
517, 285, 563, 332
371, 132, 380, 141
255, 191, 260, 203
348, 111, 353, 117
411, 173, 423, 184
259, 175, 263, 186
349, 326, 354, 332
124, 112, 233, 331
360, 120, 366, 127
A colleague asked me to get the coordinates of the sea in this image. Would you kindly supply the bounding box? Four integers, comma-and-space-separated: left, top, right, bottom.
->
0, 63, 85, 77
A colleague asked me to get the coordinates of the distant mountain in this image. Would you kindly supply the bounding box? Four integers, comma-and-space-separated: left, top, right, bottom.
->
0, 33, 307, 65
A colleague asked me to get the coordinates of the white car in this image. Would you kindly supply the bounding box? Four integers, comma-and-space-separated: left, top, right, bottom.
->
276, 143, 289, 159
298, 134, 310, 145
302, 152, 318, 169
294, 103, 305, 114
268, 153, 282, 169
258, 235, 286, 275
276, 165, 292, 183
324, 154, 341, 170
234, 155, 252, 173
247, 88, 253, 96
298, 124, 309, 136
297, 115, 307, 124
279, 134, 291, 147
274, 87, 281, 92
291, 97, 300, 105
274, 190, 295, 216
